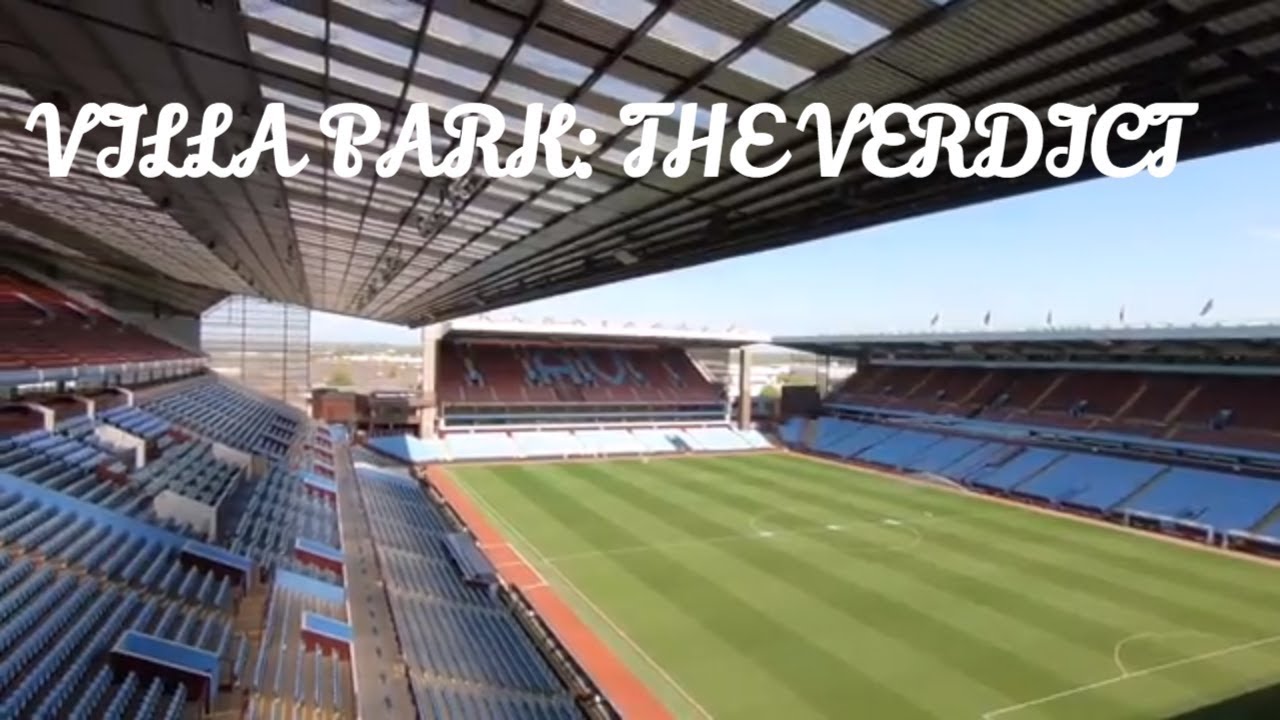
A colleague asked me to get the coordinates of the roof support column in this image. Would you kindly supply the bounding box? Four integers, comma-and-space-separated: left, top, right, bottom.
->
419, 326, 441, 439
737, 347, 752, 430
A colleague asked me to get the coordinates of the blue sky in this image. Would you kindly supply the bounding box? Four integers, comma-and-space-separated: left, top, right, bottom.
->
312, 142, 1280, 344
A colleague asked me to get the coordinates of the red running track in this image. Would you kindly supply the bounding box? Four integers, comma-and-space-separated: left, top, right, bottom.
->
427, 466, 674, 720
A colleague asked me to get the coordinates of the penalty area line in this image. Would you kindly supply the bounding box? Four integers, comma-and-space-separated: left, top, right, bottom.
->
981, 632, 1280, 719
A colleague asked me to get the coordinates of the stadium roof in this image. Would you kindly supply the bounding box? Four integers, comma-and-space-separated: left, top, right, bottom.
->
441, 314, 770, 346
2, 1, 1279, 323
777, 322, 1280, 362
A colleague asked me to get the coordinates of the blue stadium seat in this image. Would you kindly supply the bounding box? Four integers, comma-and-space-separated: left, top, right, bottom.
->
858, 430, 947, 467
968, 448, 1066, 491
445, 432, 520, 461
1121, 467, 1280, 532
573, 429, 646, 455
1014, 453, 1166, 511
511, 430, 585, 458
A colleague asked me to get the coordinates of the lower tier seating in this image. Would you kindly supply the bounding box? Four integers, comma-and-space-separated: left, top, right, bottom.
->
353, 467, 578, 713
784, 415, 1280, 539
398, 425, 772, 462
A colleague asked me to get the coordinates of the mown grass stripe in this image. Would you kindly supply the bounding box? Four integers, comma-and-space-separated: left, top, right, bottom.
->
703, 456, 1280, 636
745, 454, 1280, 603
530, 463, 1051, 716
488, 462, 939, 719
558, 462, 1099, 713
453, 467, 724, 719
608, 460, 1176, 700
455, 457, 1280, 720
631, 458, 1259, 708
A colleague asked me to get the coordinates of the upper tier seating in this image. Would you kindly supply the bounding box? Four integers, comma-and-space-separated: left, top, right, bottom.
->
0, 271, 196, 371
1032, 372, 1145, 417
1176, 375, 1280, 429
829, 366, 1280, 452
438, 342, 722, 406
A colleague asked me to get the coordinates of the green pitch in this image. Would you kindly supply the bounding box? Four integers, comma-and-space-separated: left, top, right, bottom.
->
450, 453, 1280, 719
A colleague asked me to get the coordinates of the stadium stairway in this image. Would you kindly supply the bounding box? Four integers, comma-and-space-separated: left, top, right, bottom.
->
1107, 467, 1175, 513
1251, 503, 1280, 537
1011, 454, 1167, 512
801, 418, 818, 449
1162, 384, 1204, 425
969, 448, 1067, 493
1110, 380, 1150, 421
348, 464, 582, 715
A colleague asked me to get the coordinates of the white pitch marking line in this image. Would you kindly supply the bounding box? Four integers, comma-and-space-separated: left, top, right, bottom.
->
982, 632, 1280, 719
457, 477, 716, 720
1111, 630, 1213, 677
1112, 631, 1159, 677
494, 540, 549, 587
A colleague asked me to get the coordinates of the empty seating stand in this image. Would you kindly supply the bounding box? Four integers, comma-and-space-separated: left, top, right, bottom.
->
1013, 454, 1166, 512
445, 432, 521, 461
100, 406, 172, 441
832, 366, 1280, 453
144, 381, 300, 460
0, 374, 368, 719
1120, 468, 1280, 533
511, 431, 584, 458
969, 448, 1065, 492
0, 521, 237, 717
574, 429, 646, 455
438, 341, 722, 406
353, 467, 579, 712
0, 430, 142, 515
0, 271, 197, 371
857, 430, 946, 467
